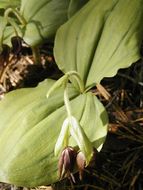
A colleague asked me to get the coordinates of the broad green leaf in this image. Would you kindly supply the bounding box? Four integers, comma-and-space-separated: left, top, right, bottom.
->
0, 0, 20, 9
1, 0, 88, 47
20, 0, 88, 46
54, 0, 143, 88
68, 0, 89, 18
0, 16, 7, 50
20, 0, 70, 46
2, 25, 15, 46
0, 79, 108, 186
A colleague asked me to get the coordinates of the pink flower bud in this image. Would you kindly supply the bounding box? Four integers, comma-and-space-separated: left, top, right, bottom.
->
76, 152, 86, 180
58, 147, 77, 181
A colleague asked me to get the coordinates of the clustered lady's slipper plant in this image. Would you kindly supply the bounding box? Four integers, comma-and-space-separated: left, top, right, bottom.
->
0, 0, 143, 187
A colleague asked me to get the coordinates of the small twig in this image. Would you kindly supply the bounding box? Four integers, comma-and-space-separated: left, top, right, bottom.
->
83, 185, 89, 190
31, 46, 41, 64
96, 83, 129, 122
118, 132, 143, 144
85, 169, 121, 187
0, 55, 15, 84
112, 103, 129, 122
65, 184, 104, 190
122, 152, 140, 186
118, 72, 143, 86
109, 145, 143, 156
130, 169, 141, 188
96, 83, 111, 100
117, 122, 143, 143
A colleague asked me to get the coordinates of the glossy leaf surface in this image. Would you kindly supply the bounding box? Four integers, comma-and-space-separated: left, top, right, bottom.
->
0, 79, 108, 186
54, 0, 143, 88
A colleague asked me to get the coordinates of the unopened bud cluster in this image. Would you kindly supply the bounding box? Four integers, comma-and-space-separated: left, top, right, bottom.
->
58, 146, 97, 182
58, 147, 77, 182
54, 116, 96, 181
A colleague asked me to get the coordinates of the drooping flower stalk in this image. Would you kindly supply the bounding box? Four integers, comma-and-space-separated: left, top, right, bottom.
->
47, 71, 94, 174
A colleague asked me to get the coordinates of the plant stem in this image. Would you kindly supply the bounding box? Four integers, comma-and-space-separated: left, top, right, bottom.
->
31, 46, 41, 64
64, 83, 72, 117
67, 71, 85, 93
63, 71, 85, 117
4, 8, 27, 26
4, 8, 26, 41
47, 71, 84, 118
7, 17, 22, 36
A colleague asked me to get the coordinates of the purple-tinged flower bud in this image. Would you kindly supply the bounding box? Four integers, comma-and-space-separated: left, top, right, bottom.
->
76, 149, 98, 180
76, 152, 86, 180
58, 147, 77, 182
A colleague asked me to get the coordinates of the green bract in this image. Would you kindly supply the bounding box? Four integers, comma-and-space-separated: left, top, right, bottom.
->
68, 116, 93, 166
54, 0, 143, 87
0, 79, 108, 186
